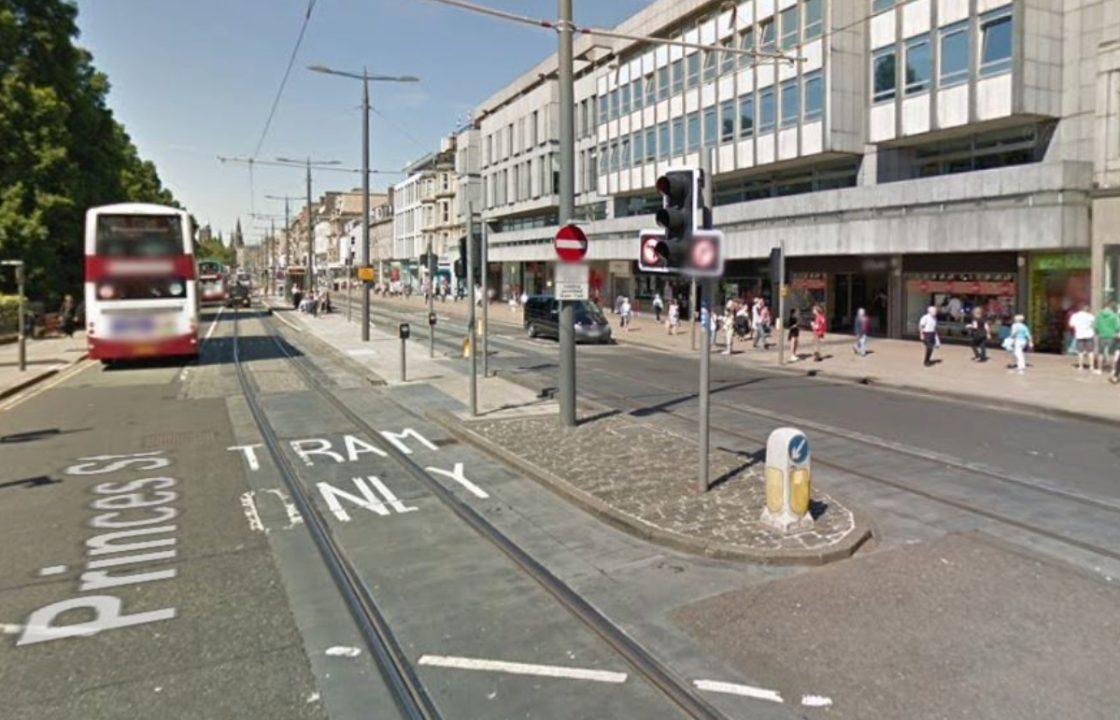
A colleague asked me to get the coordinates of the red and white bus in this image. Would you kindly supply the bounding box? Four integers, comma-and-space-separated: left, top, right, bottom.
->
197, 258, 229, 305
84, 203, 199, 362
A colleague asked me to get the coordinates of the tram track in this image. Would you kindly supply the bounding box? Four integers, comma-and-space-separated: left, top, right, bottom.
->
234, 306, 727, 720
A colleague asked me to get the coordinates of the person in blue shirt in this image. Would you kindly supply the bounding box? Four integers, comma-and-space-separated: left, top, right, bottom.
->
1007, 313, 1033, 373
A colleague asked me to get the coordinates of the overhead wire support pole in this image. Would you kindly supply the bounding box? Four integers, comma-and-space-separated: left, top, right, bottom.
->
467, 202, 477, 417
556, 0, 576, 428
698, 148, 713, 494
481, 218, 489, 377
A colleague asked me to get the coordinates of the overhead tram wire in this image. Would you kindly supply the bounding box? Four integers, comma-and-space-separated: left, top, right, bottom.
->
218, 156, 405, 176
252, 0, 319, 159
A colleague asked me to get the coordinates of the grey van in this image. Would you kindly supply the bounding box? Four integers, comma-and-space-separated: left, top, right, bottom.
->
523, 295, 612, 344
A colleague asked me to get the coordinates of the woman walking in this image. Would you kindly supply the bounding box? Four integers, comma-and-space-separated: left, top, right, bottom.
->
620, 296, 633, 332
788, 308, 801, 360
1006, 313, 1033, 372
811, 305, 827, 362
967, 307, 990, 362
667, 298, 680, 335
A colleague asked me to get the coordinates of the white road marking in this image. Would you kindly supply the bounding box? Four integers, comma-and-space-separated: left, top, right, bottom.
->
239, 492, 266, 533
270, 308, 303, 333
325, 646, 362, 658
802, 695, 833, 707
38, 565, 67, 576
417, 655, 628, 684
0, 623, 23, 635
264, 488, 304, 527
203, 307, 224, 342
426, 463, 489, 499
694, 679, 784, 703
347, 349, 378, 356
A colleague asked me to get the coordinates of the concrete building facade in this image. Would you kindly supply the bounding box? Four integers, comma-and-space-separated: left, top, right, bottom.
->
469, 0, 1120, 351
393, 137, 461, 291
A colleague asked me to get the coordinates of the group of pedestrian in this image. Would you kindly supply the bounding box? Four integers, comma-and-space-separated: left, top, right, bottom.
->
715, 297, 775, 355
919, 304, 1034, 372
297, 289, 331, 316
1066, 302, 1120, 383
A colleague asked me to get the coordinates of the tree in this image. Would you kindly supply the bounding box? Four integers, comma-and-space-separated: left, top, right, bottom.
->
0, 0, 179, 301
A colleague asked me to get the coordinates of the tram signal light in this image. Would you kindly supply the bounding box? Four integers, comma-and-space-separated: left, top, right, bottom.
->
640, 167, 719, 276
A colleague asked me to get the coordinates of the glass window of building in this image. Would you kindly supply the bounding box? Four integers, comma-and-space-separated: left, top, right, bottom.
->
658, 65, 670, 100
804, 70, 823, 121
939, 22, 969, 87
780, 5, 799, 50
686, 53, 700, 87
739, 27, 755, 68
632, 133, 643, 166
645, 72, 657, 106
721, 38, 736, 75
672, 117, 685, 155
687, 112, 701, 151
804, 0, 823, 40
704, 107, 718, 147
739, 95, 755, 137
621, 83, 631, 115
632, 77, 644, 111
621, 138, 630, 168
759, 18, 776, 52
611, 141, 619, 171
721, 99, 736, 142
672, 59, 684, 93
658, 121, 670, 159
703, 49, 718, 82
873, 0, 896, 12
645, 127, 657, 162
780, 79, 799, 127
905, 34, 932, 94
598, 96, 608, 125
980, 6, 1013, 77
610, 88, 620, 118
588, 146, 597, 183
873, 46, 897, 102
759, 88, 776, 132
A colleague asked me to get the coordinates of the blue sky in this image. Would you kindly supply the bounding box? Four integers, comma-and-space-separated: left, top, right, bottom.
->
74, 0, 650, 242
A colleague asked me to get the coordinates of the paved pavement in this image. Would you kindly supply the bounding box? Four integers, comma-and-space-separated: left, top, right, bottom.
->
0, 332, 86, 399
373, 294, 1120, 424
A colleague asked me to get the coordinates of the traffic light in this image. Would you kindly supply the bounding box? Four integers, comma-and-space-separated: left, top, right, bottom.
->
639, 167, 720, 276
454, 237, 466, 279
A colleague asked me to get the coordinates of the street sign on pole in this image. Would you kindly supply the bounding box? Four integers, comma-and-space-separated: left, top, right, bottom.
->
553, 223, 587, 263
555, 263, 589, 300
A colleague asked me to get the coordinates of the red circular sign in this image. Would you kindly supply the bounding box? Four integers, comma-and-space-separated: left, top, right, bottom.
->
554, 223, 588, 263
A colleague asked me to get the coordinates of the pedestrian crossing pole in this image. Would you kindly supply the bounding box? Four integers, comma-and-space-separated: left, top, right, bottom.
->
481, 219, 490, 378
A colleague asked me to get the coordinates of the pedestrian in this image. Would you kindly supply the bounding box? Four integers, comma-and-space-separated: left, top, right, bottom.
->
852, 307, 870, 357
1068, 303, 1096, 371
1005, 313, 1033, 372
520, 290, 529, 307
788, 308, 801, 360
722, 304, 735, 355
59, 294, 76, 337
667, 298, 680, 335
755, 300, 772, 349
1095, 301, 1119, 377
810, 305, 827, 362
734, 302, 750, 341
919, 305, 939, 367
750, 298, 762, 345
620, 296, 633, 332
653, 292, 664, 323
614, 294, 623, 315
967, 306, 990, 362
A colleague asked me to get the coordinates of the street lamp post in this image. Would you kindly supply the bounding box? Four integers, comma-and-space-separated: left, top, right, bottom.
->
308, 64, 419, 342
1, 260, 26, 371
275, 158, 344, 295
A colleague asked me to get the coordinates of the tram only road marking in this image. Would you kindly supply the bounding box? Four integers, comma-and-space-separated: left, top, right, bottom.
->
417, 655, 628, 684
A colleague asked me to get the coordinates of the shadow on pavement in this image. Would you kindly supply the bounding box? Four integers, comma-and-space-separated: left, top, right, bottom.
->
1, 428, 90, 444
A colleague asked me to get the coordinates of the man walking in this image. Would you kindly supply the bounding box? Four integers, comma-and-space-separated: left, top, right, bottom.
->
919, 305, 938, 367
1068, 303, 1096, 371
1093, 301, 1118, 376
652, 292, 664, 323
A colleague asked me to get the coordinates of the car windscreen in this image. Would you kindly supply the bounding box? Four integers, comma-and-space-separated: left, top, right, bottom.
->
573, 301, 606, 323
96, 214, 183, 257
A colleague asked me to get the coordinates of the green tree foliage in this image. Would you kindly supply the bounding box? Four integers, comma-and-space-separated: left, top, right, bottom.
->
197, 233, 235, 267
0, 0, 179, 301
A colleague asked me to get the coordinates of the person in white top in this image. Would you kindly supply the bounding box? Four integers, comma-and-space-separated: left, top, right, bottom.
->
620, 297, 633, 332
919, 306, 938, 367
1068, 304, 1096, 371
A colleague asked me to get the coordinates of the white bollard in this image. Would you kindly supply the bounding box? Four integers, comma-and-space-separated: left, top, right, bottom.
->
761, 427, 814, 532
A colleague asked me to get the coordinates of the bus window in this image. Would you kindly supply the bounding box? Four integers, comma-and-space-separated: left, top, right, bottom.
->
96, 214, 184, 257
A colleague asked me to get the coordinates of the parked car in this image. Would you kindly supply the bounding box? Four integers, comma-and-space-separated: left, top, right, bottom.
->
226, 283, 251, 309
523, 295, 612, 344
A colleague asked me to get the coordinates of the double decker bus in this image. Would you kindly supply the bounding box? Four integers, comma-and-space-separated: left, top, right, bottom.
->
197, 258, 229, 305
84, 203, 199, 362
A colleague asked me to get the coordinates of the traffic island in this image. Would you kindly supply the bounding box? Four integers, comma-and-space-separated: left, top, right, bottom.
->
431, 411, 872, 565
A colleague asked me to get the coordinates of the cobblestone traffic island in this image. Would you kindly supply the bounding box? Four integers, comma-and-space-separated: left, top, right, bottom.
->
440, 412, 872, 565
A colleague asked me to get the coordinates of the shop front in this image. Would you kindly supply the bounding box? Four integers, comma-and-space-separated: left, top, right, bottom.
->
522, 261, 550, 296
1029, 252, 1091, 353
787, 256, 891, 334
901, 252, 1021, 345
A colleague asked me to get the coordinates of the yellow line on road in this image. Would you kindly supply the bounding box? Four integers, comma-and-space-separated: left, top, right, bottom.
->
0, 358, 96, 412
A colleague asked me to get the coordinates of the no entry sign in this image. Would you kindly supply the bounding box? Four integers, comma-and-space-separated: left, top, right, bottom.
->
554, 223, 588, 263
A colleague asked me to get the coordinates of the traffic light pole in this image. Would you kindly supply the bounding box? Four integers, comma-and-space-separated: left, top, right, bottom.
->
305, 159, 315, 292
467, 202, 478, 417
698, 149, 713, 494
556, 0, 577, 427
361, 71, 372, 342
427, 236, 435, 358
690, 278, 698, 350
778, 239, 786, 365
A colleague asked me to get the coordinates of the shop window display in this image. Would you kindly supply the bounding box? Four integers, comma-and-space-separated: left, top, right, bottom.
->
904, 273, 1017, 342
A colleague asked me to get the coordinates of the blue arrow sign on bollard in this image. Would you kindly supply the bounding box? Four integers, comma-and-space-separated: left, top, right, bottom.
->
789, 435, 810, 465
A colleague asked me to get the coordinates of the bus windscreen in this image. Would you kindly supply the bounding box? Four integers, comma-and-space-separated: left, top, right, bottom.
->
96, 215, 184, 257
